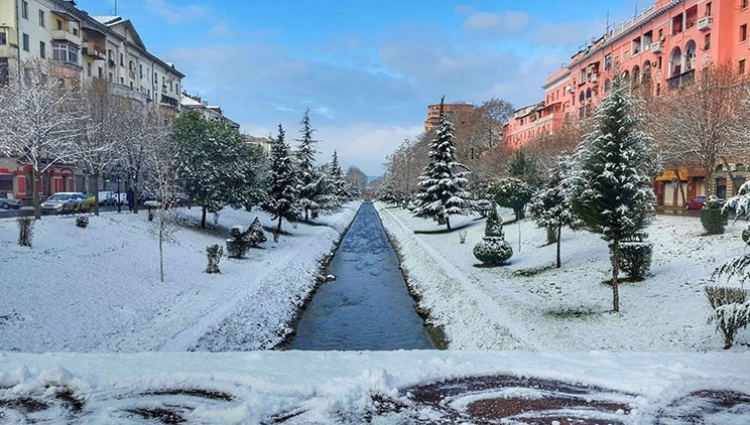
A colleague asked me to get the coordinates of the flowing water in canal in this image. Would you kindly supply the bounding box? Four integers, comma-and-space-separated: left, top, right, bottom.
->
290, 202, 433, 351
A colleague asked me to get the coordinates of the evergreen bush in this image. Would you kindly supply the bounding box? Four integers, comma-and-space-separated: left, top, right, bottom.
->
205, 244, 223, 274
700, 206, 728, 235
17, 217, 34, 247
705, 286, 750, 349
226, 217, 267, 259
614, 242, 652, 280
473, 204, 513, 265
75, 216, 89, 228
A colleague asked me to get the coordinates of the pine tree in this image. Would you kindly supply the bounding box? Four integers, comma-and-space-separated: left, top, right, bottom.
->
295, 109, 322, 222
262, 124, 299, 235
572, 77, 658, 312
329, 150, 351, 203
529, 155, 581, 268
413, 98, 471, 230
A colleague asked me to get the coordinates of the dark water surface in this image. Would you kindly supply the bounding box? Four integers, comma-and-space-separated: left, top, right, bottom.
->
290, 202, 433, 351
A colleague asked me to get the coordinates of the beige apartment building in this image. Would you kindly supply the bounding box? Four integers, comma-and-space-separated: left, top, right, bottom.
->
0, 0, 184, 201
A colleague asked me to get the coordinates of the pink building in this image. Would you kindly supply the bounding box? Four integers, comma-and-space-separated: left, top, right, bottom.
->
504, 0, 750, 206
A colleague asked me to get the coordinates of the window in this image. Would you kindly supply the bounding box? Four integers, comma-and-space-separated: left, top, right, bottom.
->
706, 2, 712, 16
119, 53, 123, 65
0, 31, 6, 45
21, 1, 28, 19
108, 72, 113, 82
604, 53, 612, 70
743, 24, 748, 42
22, 33, 29, 52
57, 19, 62, 30
740, 59, 746, 75
39, 41, 45, 58
139, 64, 143, 78
705, 34, 711, 50
38, 10, 45, 28
743, 0, 749, 9
52, 42, 78, 65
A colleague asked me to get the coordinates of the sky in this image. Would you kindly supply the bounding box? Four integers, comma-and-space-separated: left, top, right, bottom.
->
74, 0, 646, 176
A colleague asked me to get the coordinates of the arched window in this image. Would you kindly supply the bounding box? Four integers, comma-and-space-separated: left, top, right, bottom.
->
579, 91, 585, 103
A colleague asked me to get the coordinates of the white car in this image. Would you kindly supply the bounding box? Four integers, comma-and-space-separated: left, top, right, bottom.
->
97, 191, 124, 206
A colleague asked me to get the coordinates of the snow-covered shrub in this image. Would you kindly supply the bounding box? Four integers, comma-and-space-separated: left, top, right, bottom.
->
75, 216, 89, 229
17, 217, 33, 247
700, 197, 728, 235
615, 242, 653, 280
705, 286, 750, 348
205, 244, 223, 274
226, 217, 267, 259
473, 204, 513, 265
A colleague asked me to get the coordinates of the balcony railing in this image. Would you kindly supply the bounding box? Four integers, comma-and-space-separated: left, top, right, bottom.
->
81, 42, 105, 60
51, 30, 80, 45
160, 94, 179, 109
667, 69, 696, 91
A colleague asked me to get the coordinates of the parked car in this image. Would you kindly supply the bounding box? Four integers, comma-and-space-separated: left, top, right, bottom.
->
685, 195, 725, 210
40, 192, 91, 214
0, 198, 22, 210
97, 191, 123, 206
81, 192, 96, 209
685, 196, 707, 210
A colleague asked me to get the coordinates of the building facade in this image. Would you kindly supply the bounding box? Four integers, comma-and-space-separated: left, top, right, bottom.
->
0, 0, 184, 201
504, 0, 750, 207
180, 93, 241, 131
424, 101, 475, 131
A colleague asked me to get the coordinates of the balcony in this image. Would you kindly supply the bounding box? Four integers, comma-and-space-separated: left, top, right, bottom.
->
651, 41, 663, 54
667, 69, 696, 91
81, 42, 105, 60
697, 16, 712, 31
110, 83, 149, 103
51, 30, 80, 45
160, 94, 179, 109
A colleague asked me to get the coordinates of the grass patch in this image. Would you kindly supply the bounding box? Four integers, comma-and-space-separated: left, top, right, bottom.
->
544, 307, 602, 319
513, 264, 556, 277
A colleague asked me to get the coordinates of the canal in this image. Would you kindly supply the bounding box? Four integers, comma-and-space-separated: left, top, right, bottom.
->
290, 202, 433, 351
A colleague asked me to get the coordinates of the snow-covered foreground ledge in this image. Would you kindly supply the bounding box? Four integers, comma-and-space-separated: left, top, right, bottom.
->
0, 203, 360, 352
376, 202, 749, 351
0, 351, 747, 423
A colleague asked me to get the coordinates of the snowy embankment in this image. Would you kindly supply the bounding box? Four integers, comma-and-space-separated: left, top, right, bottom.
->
0, 203, 359, 352
0, 351, 748, 423
377, 202, 749, 351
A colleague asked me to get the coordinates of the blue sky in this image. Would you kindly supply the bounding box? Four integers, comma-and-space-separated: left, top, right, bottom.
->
75, 0, 643, 176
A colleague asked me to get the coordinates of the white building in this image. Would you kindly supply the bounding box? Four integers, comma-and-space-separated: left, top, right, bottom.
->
180, 93, 240, 130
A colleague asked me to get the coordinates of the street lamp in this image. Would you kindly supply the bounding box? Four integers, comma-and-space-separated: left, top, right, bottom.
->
113, 162, 123, 213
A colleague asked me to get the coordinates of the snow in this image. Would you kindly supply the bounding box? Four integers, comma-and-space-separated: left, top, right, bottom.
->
1, 202, 750, 423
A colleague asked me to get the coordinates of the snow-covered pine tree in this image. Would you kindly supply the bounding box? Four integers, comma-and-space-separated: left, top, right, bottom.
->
262, 124, 299, 235
413, 97, 471, 230
295, 109, 322, 222
529, 154, 581, 268
329, 151, 352, 203
572, 76, 658, 312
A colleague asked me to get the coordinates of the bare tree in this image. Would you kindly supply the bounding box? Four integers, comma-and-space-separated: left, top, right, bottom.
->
144, 128, 179, 283
77, 80, 126, 215
344, 166, 367, 195
117, 101, 165, 213
654, 62, 750, 196
0, 59, 89, 219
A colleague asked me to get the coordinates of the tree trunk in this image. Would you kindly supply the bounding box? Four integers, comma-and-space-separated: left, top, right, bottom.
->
276, 215, 283, 234
611, 242, 620, 312
132, 176, 140, 214
546, 225, 557, 245
201, 206, 207, 229
705, 169, 715, 196
673, 167, 687, 206
305, 207, 309, 223
556, 225, 562, 268
159, 228, 164, 283
721, 157, 736, 197
446, 215, 452, 231
93, 172, 100, 216
32, 168, 41, 220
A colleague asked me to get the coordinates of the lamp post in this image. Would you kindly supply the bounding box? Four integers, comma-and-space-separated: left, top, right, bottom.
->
113, 162, 123, 213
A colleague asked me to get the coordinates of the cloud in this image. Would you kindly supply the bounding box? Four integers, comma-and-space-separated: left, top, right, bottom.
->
460, 9, 530, 36
208, 22, 233, 39
317, 123, 424, 176
142, 0, 209, 23
530, 20, 607, 47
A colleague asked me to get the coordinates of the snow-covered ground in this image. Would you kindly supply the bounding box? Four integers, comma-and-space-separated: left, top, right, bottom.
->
1, 203, 749, 423
377, 203, 750, 351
